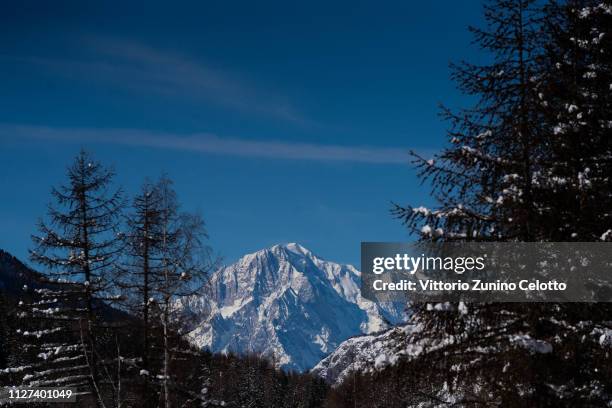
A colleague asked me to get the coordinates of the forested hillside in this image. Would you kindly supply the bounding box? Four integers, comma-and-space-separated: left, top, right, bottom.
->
0, 154, 328, 407
2, 1, 612, 407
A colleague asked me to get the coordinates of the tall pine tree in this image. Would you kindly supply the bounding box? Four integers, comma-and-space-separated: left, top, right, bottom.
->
119, 176, 216, 407
394, 0, 612, 404
18, 150, 124, 406
117, 179, 164, 407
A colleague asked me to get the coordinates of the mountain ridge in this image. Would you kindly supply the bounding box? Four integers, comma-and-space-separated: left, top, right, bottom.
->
310, 323, 422, 384
178, 243, 406, 371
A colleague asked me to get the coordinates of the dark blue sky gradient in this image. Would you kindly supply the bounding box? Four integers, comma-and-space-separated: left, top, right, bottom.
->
0, 1, 485, 266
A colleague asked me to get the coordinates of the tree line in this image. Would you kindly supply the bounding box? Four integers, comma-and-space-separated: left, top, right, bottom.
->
329, 0, 612, 406
3, 0, 612, 406
0, 151, 328, 407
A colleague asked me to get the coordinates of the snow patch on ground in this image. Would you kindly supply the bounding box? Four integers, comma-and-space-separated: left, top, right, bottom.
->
510, 334, 553, 354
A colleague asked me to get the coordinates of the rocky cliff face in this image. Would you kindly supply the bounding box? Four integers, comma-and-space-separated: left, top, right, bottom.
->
177, 243, 406, 371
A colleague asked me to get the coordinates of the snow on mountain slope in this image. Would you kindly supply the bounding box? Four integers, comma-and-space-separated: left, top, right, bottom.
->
310, 323, 422, 385
177, 243, 406, 372
311, 318, 559, 386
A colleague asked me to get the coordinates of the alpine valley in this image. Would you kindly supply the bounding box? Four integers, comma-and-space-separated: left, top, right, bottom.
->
177, 243, 407, 371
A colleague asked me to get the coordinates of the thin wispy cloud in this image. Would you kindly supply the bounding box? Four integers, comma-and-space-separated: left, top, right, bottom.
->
0, 124, 411, 165
1, 38, 310, 125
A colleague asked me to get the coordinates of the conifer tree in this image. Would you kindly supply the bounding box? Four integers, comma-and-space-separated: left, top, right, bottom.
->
396, 0, 545, 243
118, 179, 164, 406
120, 176, 215, 407
17, 150, 124, 405
539, 0, 612, 241
394, 0, 610, 404
155, 177, 215, 408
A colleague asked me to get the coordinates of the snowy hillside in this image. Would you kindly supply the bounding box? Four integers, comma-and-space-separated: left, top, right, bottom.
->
311, 317, 567, 386
310, 324, 422, 385
177, 243, 406, 371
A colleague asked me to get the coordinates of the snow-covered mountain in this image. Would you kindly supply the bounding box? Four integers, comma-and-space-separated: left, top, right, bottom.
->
311, 324, 422, 385
311, 317, 566, 386
177, 243, 406, 372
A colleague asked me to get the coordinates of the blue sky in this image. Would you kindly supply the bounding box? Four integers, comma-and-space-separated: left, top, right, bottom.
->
0, 1, 484, 266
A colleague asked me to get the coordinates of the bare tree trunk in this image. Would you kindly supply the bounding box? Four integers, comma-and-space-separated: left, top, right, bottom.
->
163, 300, 170, 408
116, 335, 122, 408
79, 320, 107, 408
142, 217, 151, 406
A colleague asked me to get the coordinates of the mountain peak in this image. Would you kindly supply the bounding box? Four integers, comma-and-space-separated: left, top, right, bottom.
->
269, 242, 315, 259
278, 242, 310, 254
179, 244, 407, 371
239, 242, 312, 260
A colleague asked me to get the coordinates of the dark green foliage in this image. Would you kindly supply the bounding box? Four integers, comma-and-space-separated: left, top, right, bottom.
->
380, 0, 612, 406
